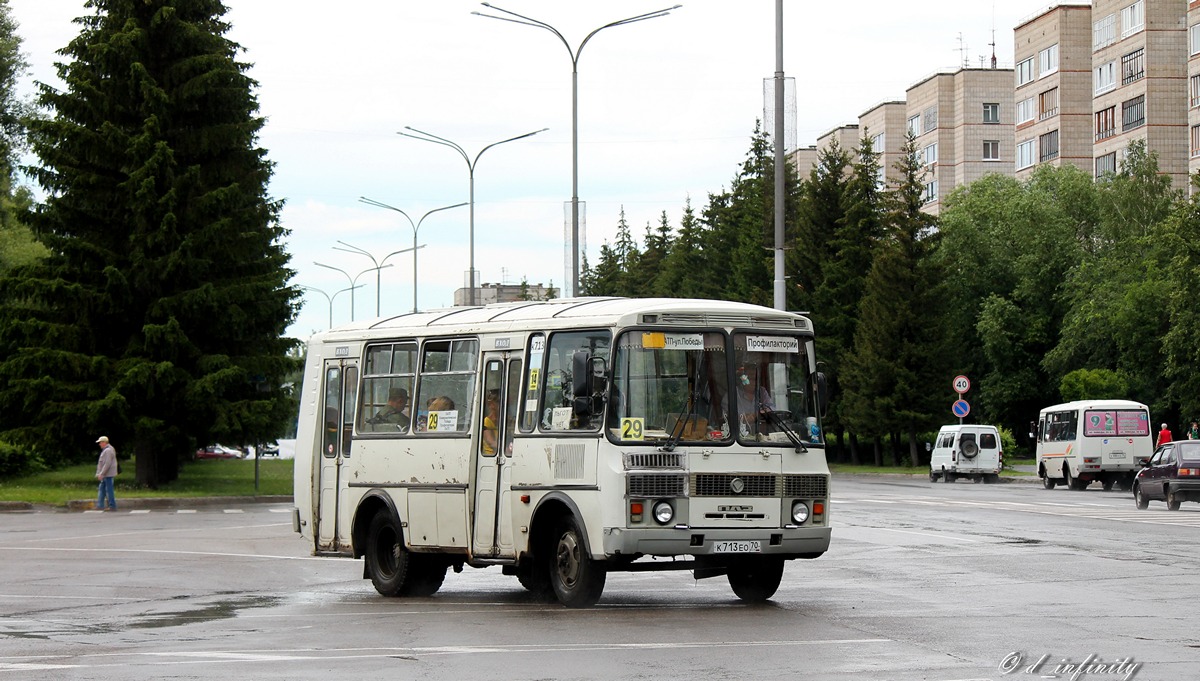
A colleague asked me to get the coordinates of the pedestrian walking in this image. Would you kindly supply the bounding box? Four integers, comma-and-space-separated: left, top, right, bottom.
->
95, 435, 117, 511
1156, 423, 1173, 449
1188, 421, 1199, 441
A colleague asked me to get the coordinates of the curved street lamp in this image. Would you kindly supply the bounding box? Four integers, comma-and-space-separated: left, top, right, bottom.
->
473, 2, 681, 297
357, 198, 467, 313
397, 126, 547, 306
313, 261, 391, 322
298, 284, 361, 330
333, 240, 427, 317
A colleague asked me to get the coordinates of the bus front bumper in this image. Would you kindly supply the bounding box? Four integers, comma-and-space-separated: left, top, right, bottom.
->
602, 525, 831, 559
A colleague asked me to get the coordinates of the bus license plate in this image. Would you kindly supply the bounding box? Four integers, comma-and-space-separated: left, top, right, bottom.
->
1110, 451, 1125, 458
712, 540, 761, 554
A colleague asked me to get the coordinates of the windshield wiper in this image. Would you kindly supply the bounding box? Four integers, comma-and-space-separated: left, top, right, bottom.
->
660, 356, 709, 453
763, 410, 808, 453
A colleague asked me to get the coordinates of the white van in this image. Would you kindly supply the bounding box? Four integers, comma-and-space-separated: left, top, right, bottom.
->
929, 424, 1003, 484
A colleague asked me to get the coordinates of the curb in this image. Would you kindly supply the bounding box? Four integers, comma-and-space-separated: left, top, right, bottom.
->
832, 471, 1041, 484
0, 501, 34, 512
64, 495, 293, 512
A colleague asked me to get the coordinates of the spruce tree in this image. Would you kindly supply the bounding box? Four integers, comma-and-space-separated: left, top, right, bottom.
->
656, 198, 713, 298
0, 0, 44, 275
0, 0, 298, 485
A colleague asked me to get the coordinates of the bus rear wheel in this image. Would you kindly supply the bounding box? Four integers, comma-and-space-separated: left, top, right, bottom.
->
400, 555, 447, 597
365, 512, 409, 597
549, 515, 606, 608
1042, 473, 1058, 489
727, 556, 785, 603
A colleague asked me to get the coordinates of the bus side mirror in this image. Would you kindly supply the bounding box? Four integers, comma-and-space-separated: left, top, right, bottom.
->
1028, 421, 1036, 440
571, 350, 592, 399
815, 371, 830, 418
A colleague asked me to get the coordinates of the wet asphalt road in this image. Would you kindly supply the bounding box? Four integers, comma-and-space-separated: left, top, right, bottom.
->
0, 475, 1196, 680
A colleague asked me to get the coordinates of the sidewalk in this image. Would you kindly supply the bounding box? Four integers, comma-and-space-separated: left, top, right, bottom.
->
0, 496, 292, 513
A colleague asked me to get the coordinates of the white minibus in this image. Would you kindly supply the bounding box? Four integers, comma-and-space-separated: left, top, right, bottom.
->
1033, 399, 1152, 491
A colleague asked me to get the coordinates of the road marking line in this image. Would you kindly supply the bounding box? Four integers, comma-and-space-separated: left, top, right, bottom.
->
176, 509, 197, 514
130, 510, 150, 514
223, 509, 244, 514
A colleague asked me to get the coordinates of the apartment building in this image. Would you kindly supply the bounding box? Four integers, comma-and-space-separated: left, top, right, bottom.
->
1014, 4, 1093, 179
1092, 0, 1187, 186
905, 68, 1016, 214
1188, 0, 1200, 177
859, 101, 908, 186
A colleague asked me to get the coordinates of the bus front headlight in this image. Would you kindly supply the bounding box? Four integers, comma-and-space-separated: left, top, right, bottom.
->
652, 500, 674, 525
791, 501, 810, 524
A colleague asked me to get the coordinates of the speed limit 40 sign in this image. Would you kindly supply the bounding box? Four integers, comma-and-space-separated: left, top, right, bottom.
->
952, 375, 971, 394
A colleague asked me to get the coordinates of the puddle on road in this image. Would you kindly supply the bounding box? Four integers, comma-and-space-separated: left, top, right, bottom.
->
128, 594, 282, 629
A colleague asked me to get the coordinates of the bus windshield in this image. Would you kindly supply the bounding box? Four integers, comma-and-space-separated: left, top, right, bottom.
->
608, 331, 730, 444
607, 330, 819, 447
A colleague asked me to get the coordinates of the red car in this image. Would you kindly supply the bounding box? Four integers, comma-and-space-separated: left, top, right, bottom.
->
1133, 440, 1200, 510
194, 444, 243, 460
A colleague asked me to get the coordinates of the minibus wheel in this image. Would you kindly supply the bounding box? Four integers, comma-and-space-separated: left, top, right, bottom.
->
549, 514, 606, 608
727, 556, 785, 602
365, 511, 409, 596
400, 555, 446, 597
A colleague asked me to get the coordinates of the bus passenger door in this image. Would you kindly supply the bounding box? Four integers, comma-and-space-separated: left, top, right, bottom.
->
472, 354, 521, 558
317, 360, 357, 553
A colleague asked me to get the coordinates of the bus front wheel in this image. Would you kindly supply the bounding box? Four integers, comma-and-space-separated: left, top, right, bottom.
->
549, 515, 606, 608
1042, 472, 1058, 489
365, 512, 409, 597
728, 556, 785, 603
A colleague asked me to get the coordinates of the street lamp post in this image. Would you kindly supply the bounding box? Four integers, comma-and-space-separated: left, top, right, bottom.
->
358, 198, 467, 313
298, 284, 360, 329
313, 261, 391, 322
397, 126, 546, 306
333, 240, 427, 317
473, 2, 681, 297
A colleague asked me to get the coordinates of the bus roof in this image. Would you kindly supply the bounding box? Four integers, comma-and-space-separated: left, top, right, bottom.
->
309, 297, 812, 344
1039, 399, 1149, 413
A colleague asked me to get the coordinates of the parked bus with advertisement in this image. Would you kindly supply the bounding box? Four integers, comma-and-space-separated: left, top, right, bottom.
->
1032, 399, 1153, 491
292, 297, 831, 607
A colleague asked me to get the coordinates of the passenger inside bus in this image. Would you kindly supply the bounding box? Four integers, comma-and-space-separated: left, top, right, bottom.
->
735, 365, 775, 436
481, 390, 499, 454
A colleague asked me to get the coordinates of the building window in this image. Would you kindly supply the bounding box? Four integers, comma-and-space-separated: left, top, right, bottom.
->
923, 180, 939, 205
1039, 44, 1059, 77
871, 132, 885, 154
1039, 130, 1060, 163
1191, 75, 1200, 108
1121, 1, 1144, 39
1094, 61, 1116, 95
1096, 106, 1116, 141
1017, 97, 1036, 125
1094, 13, 1116, 50
1016, 57, 1035, 86
1095, 152, 1117, 178
923, 143, 938, 167
983, 140, 1000, 161
1016, 139, 1036, 170
1122, 95, 1145, 132
1192, 24, 1200, 56
907, 115, 920, 138
1192, 125, 1200, 158
983, 102, 1000, 123
922, 107, 937, 134
1039, 88, 1059, 120
1121, 48, 1144, 86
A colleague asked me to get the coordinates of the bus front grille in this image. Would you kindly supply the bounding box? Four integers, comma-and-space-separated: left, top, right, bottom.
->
691, 473, 778, 497
627, 473, 688, 498
783, 474, 828, 498
623, 452, 685, 470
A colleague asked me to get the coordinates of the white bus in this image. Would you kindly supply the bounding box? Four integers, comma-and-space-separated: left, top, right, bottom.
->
293, 297, 831, 607
1032, 399, 1153, 491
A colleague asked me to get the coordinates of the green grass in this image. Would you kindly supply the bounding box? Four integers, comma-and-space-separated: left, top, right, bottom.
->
830, 460, 1037, 477
0, 458, 293, 506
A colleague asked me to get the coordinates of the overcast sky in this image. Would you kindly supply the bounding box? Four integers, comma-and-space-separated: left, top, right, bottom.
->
8, 0, 1063, 338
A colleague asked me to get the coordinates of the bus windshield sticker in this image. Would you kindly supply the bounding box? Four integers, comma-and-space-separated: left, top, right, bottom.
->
662, 334, 704, 350
428, 410, 458, 432
552, 407, 572, 430
745, 336, 800, 353
620, 417, 644, 440
528, 368, 539, 391
642, 332, 665, 349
